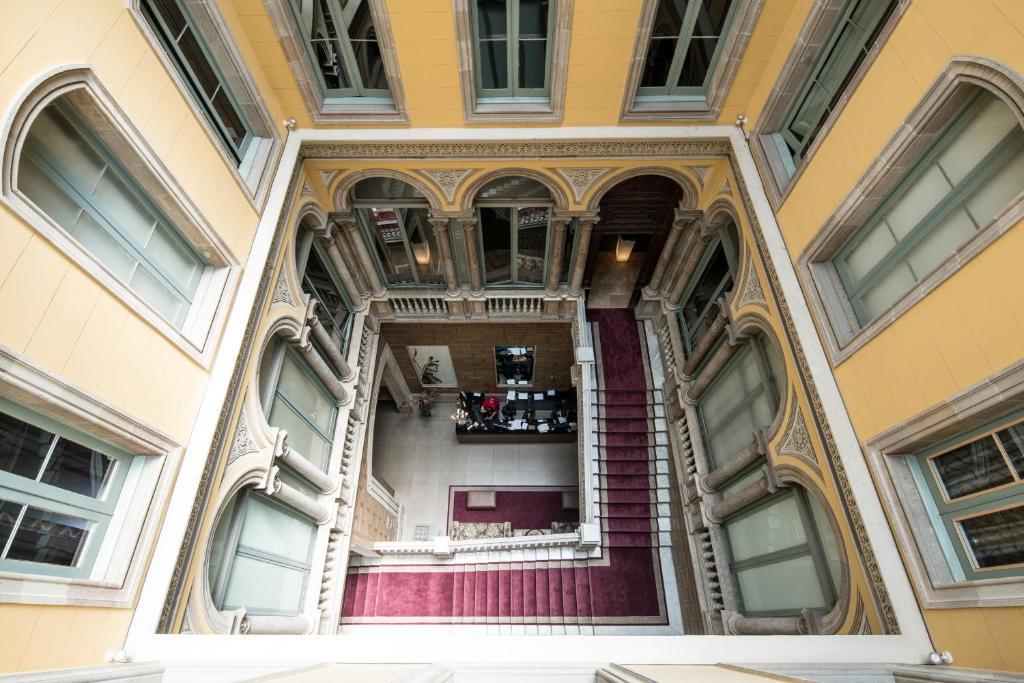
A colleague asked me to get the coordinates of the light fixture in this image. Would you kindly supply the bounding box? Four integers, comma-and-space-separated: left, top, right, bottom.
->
412, 240, 431, 265
615, 235, 636, 262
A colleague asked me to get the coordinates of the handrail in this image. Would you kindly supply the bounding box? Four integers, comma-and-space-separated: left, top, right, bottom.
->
372, 531, 582, 556
573, 295, 598, 531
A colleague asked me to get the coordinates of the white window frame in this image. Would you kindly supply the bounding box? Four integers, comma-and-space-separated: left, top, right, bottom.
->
0, 346, 179, 607
1, 67, 240, 366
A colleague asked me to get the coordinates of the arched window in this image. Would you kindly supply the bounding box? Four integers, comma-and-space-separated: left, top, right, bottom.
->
208, 335, 338, 615
475, 176, 552, 286
832, 89, 1024, 325
352, 178, 444, 287
723, 487, 842, 616
697, 332, 783, 469
295, 220, 354, 354
677, 216, 740, 354
17, 94, 206, 329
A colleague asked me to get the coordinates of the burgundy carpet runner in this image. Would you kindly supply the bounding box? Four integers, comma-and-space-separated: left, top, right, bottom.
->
341, 309, 667, 626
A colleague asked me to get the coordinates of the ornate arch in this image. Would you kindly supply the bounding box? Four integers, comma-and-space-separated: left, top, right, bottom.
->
584, 166, 699, 211
457, 167, 570, 211
331, 168, 444, 212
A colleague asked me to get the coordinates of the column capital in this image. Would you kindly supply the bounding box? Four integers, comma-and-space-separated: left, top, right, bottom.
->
672, 208, 703, 230
327, 211, 358, 231
426, 214, 452, 232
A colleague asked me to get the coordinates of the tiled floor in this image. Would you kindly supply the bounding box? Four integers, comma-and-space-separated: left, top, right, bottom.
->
370, 406, 579, 541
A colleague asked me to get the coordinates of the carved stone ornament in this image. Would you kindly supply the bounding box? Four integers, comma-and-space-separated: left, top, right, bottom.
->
319, 168, 340, 188
272, 269, 296, 306
720, 178, 732, 196
778, 400, 818, 470
552, 167, 612, 202
735, 259, 767, 309
690, 165, 711, 187
301, 181, 313, 197
228, 411, 259, 464
301, 139, 732, 160
417, 168, 475, 202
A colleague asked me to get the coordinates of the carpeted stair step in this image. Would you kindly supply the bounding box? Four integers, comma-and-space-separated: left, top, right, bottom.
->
598, 445, 655, 460
600, 474, 655, 490
486, 566, 499, 623
601, 502, 657, 517
561, 562, 578, 623
522, 565, 537, 619
463, 565, 477, 621
601, 460, 653, 475
475, 565, 488, 622
535, 564, 550, 621
606, 531, 659, 548
602, 433, 651, 447
606, 517, 655, 533
575, 562, 594, 624
511, 562, 523, 622
598, 405, 652, 419
604, 488, 656, 504
453, 565, 464, 620
547, 563, 563, 623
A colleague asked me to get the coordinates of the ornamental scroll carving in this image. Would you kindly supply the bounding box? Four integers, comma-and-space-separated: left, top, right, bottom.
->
690, 165, 711, 187
417, 168, 475, 203
318, 169, 340, 188
272, 269, 296, 306
777, 397, 819, 474
228, 411, 259, 464
552, 167, 612, 202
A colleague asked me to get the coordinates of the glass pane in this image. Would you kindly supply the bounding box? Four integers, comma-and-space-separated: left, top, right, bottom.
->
210, 89, 246, 149
477, 176, 550, 200
0, 500, 21, 556
222, 554, 307, 613
936, 94, 1019, 185
677, 37, 717, 87
311, 0, 352, 90
6, 506, 92, 567
302, 248, 351, 346
701, 346, 758, 429
176, 26, 221, 99
0, 412, 54, 481
146, 223, 203, 297
367, 207, 414, 285
18, 155, 84, 231
274, 355, 336, 436
131, 265, 187, 325
843, 220, 897, 283
885, 165, 951, 240
93, 172, 158, 246
693, 0, 732, 36
858, 260, 915, 320
640, 37, 678, 88
479, 39, 508, 90
807, 493, 842, 595
477, 0, 507, 37
269, 396, 332, 470
708, 392, 773, 467
681, 244, 730, 345
965, 144, 1024, 227
718, 467, 762, 500
480, 207, 513, 284
345, 0, 388, 90
736, 554, 827, 612
71, 212, 137, 282
787, 81, 831, 143
959, 505, 1024, 569
932, 435, 1014, 499
404, 209, 445, 285
237, 496, 316, 563
40, 438, 114, 499
815, 20, 866, 100
148, 0, 188, 37
905, 207, 975, 278
519, 0, 549, 37
353, 178, 425, 201
726, 495, 807, 562
518, 39, 547, 89
997, 424, 1024, 478
27, 105, 105, 189
560, 218, 576, 284
516, 206, 548, 284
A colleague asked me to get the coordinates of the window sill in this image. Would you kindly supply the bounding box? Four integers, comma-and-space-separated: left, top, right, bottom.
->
620, 95, 716, 121
467, 97, 560, 123
313, 97, 408, 124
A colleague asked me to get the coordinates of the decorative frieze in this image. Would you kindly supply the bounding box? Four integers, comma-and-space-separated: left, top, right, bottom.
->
552, 167, 612, 202
417, 168, 475, 203
301, 139, 731, 161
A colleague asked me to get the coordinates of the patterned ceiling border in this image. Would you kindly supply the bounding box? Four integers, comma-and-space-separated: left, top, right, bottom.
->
300, 138, 731, 161
727, 156, 900, 635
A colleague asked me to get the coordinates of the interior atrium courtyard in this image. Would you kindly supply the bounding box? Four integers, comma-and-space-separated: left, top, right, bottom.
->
0, 0, 1023, 681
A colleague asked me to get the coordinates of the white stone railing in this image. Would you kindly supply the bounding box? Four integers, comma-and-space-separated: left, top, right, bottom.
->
388, 292, 448, 317
573, 296, 598, 536
485, 293, 545, 315
381, 288, 573, 321
373, 531, 583, 557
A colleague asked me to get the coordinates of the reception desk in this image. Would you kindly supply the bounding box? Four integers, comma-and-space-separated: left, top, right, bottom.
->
454, 389, 577, 444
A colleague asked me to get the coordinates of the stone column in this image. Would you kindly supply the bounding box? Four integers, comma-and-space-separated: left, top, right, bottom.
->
681, 299, 731, 378
706, 467, 774, 523
643, 209, 702, 298
701, 433, 766, 492
306, 301, 355, 382
456, 216, 484, 296
568, 214, 599, 297
684, 324, 745, 404
331, 212, 385, 298
665, 216, 715, 307
428, 214, 461, 295
312, 222, 366, 311
544, 214, 572, 296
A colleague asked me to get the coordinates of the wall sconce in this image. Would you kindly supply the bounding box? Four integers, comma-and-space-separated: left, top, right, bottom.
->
412, 240, 431, 265
615, 235, 636, 263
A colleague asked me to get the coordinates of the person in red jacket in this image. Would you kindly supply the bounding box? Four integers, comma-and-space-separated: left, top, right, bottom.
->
480, 395, 500, 422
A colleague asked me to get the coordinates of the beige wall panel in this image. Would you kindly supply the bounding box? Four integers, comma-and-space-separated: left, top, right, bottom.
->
0, 604, 131, 673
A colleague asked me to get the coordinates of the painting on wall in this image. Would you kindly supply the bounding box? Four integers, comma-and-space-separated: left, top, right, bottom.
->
408, 345, 458, 388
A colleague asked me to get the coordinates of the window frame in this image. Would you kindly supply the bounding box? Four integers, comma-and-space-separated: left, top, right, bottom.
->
723, 488, 839, 617
296, 228, 356, 353
910, 411, 1024, 581
475, 203, 553, 288
139, 0, 256, 166
470, 0, 556, 100
676, 226, 740, 356
354, 204, 446, 289
620, 0, 763, 120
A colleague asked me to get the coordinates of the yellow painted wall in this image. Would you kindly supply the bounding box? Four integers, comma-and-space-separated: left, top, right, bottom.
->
231, 0, 804, 128
0, 0, 276, 673
772, 0, 1024, 671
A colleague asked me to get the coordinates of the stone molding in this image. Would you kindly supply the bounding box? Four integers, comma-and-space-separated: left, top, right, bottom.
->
415, 168, 477, 203
552, 167, 613, 203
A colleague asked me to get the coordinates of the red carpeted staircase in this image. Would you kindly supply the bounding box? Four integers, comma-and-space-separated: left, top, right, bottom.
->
341, 309, 669, 629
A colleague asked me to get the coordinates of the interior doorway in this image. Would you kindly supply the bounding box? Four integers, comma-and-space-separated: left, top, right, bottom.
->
583, 175, 683, 308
